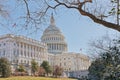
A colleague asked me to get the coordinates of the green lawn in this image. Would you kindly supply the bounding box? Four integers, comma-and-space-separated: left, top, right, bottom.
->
0, 76, 76, 80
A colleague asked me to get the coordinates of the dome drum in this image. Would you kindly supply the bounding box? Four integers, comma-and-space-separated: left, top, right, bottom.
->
41, 36, 65, 42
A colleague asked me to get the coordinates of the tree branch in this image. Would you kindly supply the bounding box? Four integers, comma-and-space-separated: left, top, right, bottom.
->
20, 0, 120, 32
53, 0, 78, 9
54, 0, 120, 32
78, 0, 120, 32
23, 0, 30, 18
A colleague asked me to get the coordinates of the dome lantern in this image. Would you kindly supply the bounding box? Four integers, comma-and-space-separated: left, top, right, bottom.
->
50, 13, 55, 26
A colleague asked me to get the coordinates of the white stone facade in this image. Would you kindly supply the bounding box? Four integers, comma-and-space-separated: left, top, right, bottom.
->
53, 52, 90, 72
0, 15, 91, 77
0, 34, 48, 74
42, 15, 91, 73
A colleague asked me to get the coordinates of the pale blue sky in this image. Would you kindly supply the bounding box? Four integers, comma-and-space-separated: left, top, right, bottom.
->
0, 1, 119, 55
50, 9, 119, 54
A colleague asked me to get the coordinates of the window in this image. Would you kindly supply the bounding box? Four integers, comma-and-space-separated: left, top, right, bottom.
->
34, 54, 35, 57
21, 60, 23, 63
64, 62, 66, 66
34, 47, 35, 51
17, 43, 19, 47
17, 50, 19, 55
21, 52, 23, 56
69, 68, 71, 70
21, 44, 23, 48
27, 61, 29, 64
31, 53, 32, 57
14, 50, 16, 55
3, 50, 5, 56
24, 60, 26, 63
28, 52, 29, 57
16, 60, 18, 63
13, 60, 15, 63
14, 43, 16, 46
60, 63, 61, 66
24, 51, 26, 57
3, 43, 5, 46
28, 45, 30, 50
24, 44, 26, 49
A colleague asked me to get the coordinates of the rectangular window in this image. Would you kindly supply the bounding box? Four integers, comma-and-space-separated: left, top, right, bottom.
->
17, 49, 19, 55
21, 52, 23, 56
64, 62, 66, 66
24, 44, 26, 49
14, 43, 16, 46
60, 63, 61, 66
31, 53, 32, 57
3, 43, 5, 46
21, 44, 23, 48
69, 68, 71, 70
3, 50, 5, 56
14, 50, 16, 55
17, 43, 19, 47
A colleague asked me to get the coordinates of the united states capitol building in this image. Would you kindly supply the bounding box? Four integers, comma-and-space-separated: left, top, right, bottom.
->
0, 15, 91, 78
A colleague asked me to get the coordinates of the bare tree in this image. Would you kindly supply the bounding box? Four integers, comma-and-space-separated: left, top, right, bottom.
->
20, 0, 120, 31
88, 34, 117, 59
0, 0, 120, 32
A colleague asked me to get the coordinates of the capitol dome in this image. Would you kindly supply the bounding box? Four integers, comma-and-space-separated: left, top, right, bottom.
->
43, 24, 61, 34
41, 14, 68, 54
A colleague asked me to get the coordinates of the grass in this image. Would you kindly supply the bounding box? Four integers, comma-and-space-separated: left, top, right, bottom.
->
0, 76, 76, 80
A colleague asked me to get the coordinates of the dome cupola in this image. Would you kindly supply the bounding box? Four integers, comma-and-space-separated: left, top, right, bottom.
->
43, 14, 62, 35
41, 14, 68, 54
